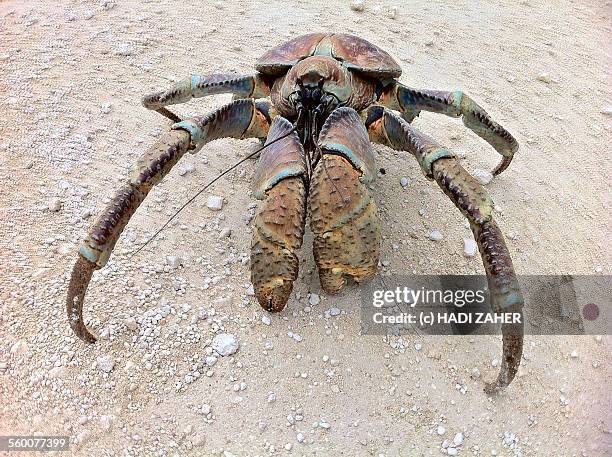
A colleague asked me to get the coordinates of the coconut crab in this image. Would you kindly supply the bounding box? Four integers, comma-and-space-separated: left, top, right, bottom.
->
66, 33, 523, 392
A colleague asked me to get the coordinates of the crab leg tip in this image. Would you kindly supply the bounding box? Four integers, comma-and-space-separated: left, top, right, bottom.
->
66, 256, 97, 343
492, 156, 513, 176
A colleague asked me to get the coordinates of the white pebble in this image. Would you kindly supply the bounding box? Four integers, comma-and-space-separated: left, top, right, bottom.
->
166, 255, 182, 268
400, 177, 409, 187
96, 355, 115, 373
328, 307, 341, 316
211, 333, 239, 356
178, 162, 195, 176
473, 169, 493, 185
463, 238, 478, 257
350, 0, 365, 12
309, 293, 320, 306
601, 106, 612, 116
453, 432, 464, 446
437, 425, 446, 436
261, 315, 271, 326
447, 448, 458, 456
428, 230, 443, 241
10, 340, 28, 354
48, 198, 62, 212
114, 43, 134, 56
207, 195, 224, 210
537, 72, 552, 83
570, 350, 578, 358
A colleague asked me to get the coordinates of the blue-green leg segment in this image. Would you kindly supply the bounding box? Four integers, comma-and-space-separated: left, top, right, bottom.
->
379, 82, 519, 175
142, 73, 271, 121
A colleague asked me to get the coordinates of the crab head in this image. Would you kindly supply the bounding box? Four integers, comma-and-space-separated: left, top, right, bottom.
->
280, 56, 351, 150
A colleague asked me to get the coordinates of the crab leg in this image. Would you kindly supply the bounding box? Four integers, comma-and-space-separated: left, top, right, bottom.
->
379, 83, 518, 175
142, 74, 271, 121
251, 116, 307, 312
366, 106, 524, 392
67, 99, 272, 342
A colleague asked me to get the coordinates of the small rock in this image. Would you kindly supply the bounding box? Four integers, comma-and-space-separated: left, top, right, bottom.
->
427, 230, 443, 241
328, 307, 341, 317
309, 293, 320, 306
350, 0, 365, 12
453, 432, 464, 446
470, 367, 481, 379
166, 255, 182, 268
178, 162, 195, 176
473, 169, 493, 185
204, 355, 217, 367
296, 432, 305, 442
261, 315, 271, 326
400, 177, 409, 187
211, 333, 239, 356
570, 350, 578, 358
83, 10, 94, 19
207, 195, 224, 210
601, 106, 612, 116
114, 43, 134, 56
437, 425, 446, 436
124, 317, 138, 331
48, 366, 66, 379
537, 72, 552, 83
463, 238, 478, 257
48, 198, 62, 212
96, 355, 115, 373
100, 415, 114, 431
10, 340, 28, 354
447, 448, 458, 456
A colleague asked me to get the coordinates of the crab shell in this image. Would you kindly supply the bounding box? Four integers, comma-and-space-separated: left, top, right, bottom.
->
255, 33, 402, 79
258, 33, 401, 116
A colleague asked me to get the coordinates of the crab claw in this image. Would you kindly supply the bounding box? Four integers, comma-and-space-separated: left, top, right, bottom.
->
66, 256, 97, 343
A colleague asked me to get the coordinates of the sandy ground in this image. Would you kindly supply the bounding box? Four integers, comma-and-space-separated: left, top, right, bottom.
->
1, 0, 611, 456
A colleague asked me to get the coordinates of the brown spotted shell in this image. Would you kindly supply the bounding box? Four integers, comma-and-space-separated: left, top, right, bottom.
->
256, 33, 402, 79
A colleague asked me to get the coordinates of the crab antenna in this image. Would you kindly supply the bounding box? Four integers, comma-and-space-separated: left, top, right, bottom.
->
130, 125, 298, 258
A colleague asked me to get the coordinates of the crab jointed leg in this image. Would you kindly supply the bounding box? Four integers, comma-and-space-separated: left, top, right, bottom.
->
67, 99, 272, 342
142, 74, 271, 121
379, 83, 518, 175
366, 107, 524, 392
